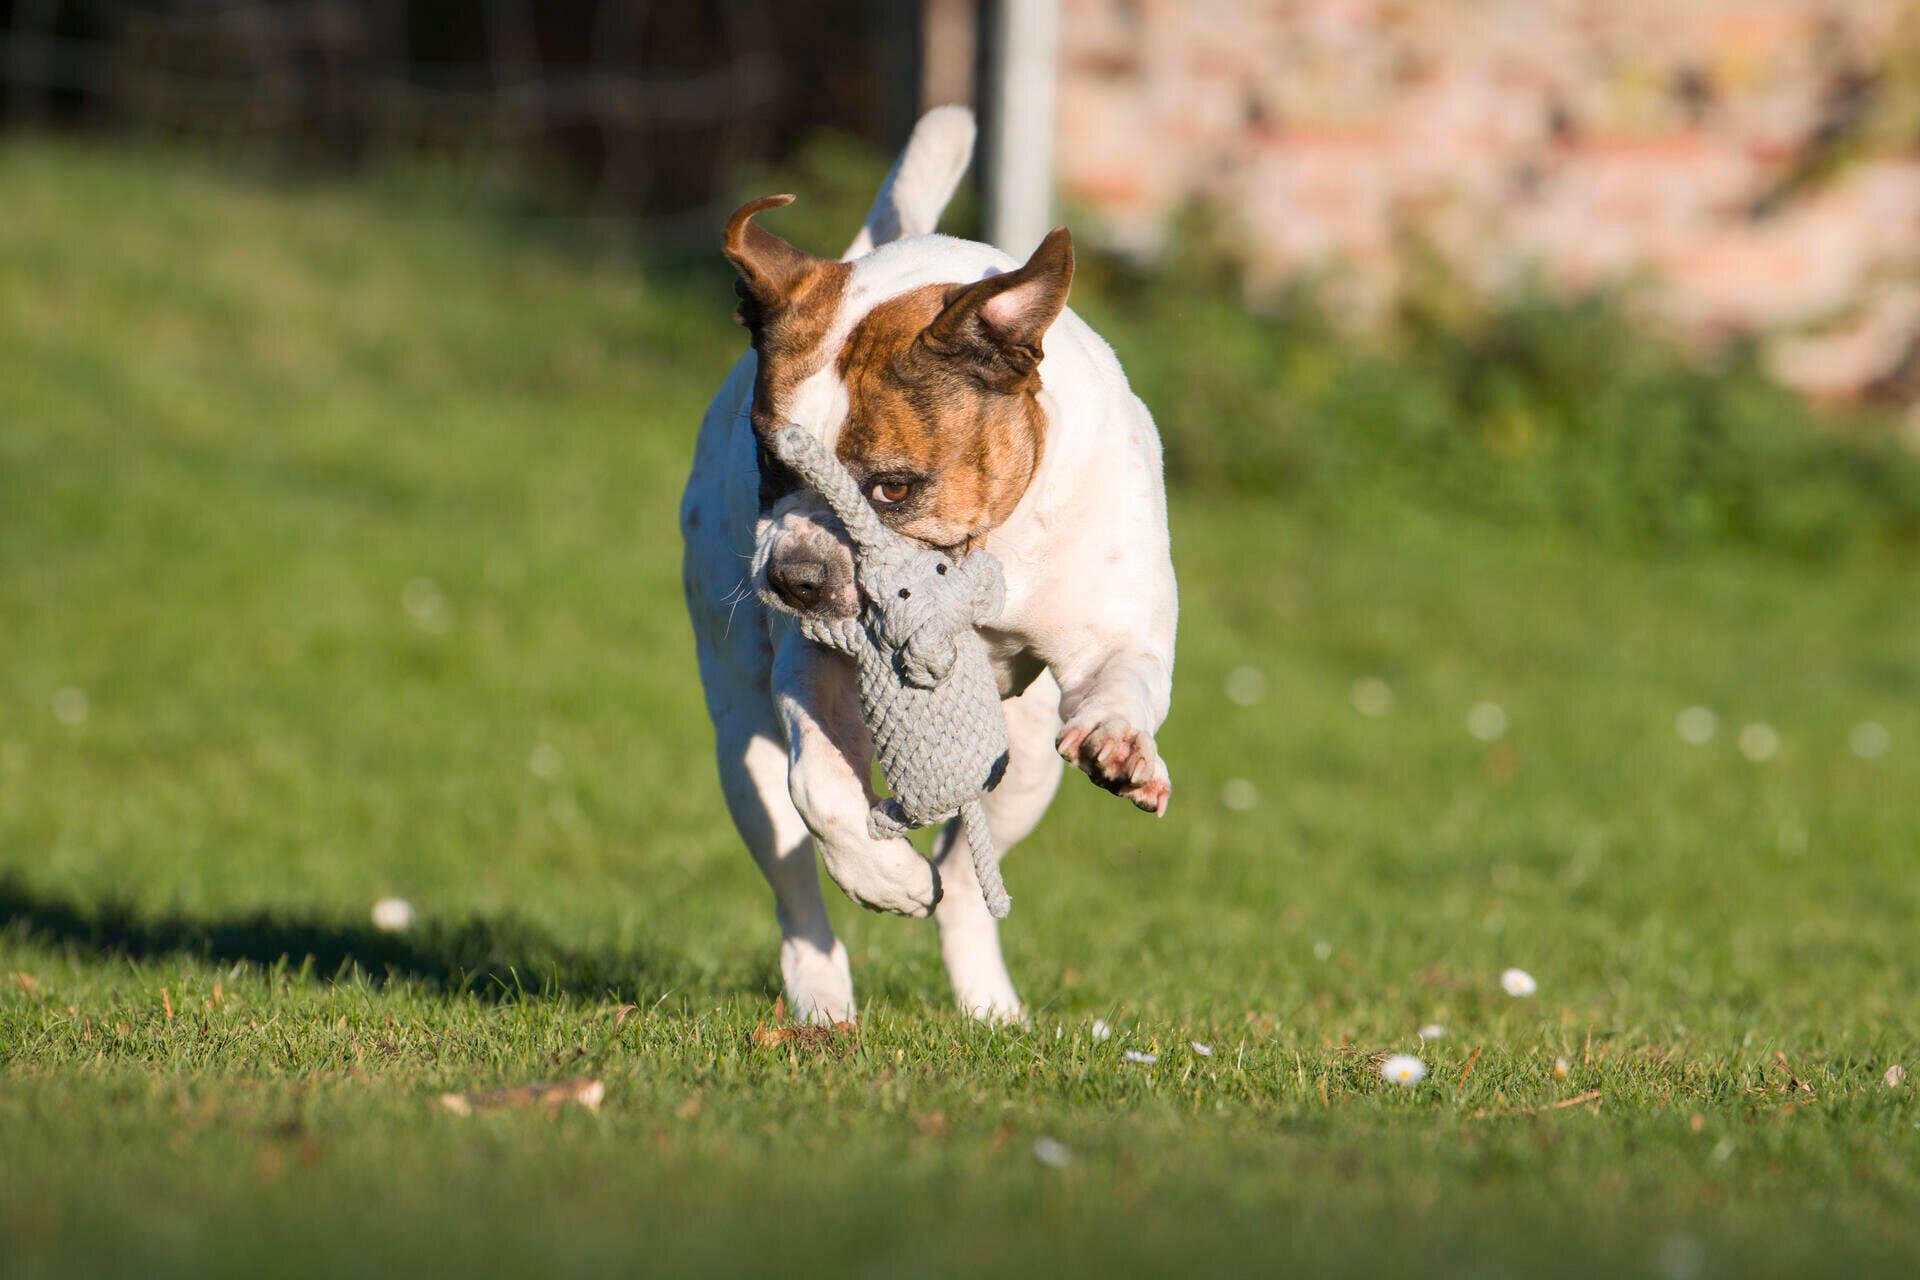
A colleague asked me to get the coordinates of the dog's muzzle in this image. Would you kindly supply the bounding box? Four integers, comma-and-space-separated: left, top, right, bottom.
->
755, 494, 861, 620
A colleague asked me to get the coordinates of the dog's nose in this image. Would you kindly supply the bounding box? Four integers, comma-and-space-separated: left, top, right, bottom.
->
767, 559, 827, 611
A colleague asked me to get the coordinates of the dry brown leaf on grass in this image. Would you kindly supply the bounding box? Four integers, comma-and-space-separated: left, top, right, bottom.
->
1457, 1044, 1484, 1094
1547, 1089, 1603, 1110
1774, 1050, 1816, 1096
1466, 1090, 1604, 1121
749, 1020, 857, 1051
12, 972, 41, 994
748, 997, 856, 1053
438, 1077, 606, 1117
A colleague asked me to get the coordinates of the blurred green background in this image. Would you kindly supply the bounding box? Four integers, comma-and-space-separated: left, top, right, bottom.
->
3, 4, 1920, 1276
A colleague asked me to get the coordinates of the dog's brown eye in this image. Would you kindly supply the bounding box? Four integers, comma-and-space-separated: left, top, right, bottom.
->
872, 480, 911, 505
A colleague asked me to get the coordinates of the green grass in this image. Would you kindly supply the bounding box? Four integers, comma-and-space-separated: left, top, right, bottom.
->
3, 139, 1919, 1278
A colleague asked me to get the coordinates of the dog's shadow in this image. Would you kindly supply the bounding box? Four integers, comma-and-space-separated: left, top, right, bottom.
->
0, 873, 741, 1003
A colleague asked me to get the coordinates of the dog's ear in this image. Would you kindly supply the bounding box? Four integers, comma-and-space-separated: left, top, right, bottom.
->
919, 227, 1074, 392
724, 195, 833, 330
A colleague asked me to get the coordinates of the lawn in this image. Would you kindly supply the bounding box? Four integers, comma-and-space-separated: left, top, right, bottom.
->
2, 141, 1918, 1278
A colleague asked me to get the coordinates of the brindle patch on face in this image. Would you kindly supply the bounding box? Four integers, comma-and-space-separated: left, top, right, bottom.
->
722, 196, 853, 508
740, 266, 850, 443
741, 267, 850, 510
833, 284, 1047, 550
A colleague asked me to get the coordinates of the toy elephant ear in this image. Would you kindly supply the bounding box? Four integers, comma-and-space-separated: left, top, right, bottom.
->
966, 552, 1006, 625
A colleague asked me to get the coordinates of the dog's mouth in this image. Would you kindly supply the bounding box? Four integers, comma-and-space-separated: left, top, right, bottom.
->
753, 502, 862, 620
756, 558, 860, 620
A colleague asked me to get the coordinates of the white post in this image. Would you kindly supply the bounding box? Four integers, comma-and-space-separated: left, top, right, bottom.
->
982, 0, 1060, 259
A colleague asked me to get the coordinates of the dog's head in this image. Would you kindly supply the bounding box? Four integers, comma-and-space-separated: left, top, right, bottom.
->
727, 195, 1073, 620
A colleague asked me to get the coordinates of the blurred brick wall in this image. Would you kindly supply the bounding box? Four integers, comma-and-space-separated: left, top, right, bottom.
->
1050, 0, 1920, 424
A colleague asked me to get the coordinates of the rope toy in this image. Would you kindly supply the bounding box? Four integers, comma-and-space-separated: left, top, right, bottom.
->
767, 423, 1014, 918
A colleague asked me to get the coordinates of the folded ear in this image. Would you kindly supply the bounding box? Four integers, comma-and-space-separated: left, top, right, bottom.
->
723, 195, 834, 329
965, 555, 1006, 625
919, 227, 1074, 391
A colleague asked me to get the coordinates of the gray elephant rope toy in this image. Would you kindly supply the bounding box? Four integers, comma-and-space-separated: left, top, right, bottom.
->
767, 423, 1014, 918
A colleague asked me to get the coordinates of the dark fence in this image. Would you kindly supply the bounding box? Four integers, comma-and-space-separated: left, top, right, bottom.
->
0, 0, 921, 238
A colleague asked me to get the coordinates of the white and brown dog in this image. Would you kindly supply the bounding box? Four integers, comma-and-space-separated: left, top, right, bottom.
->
680, 107, 1177, 1024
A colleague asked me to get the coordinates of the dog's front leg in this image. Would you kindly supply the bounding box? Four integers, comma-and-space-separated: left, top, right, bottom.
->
1052, 647, 1174, 815
773, 631, 943, 918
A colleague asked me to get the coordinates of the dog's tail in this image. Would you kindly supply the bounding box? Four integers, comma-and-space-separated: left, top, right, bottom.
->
842, 105, 976, 261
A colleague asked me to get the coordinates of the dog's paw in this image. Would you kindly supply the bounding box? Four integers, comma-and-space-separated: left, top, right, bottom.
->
1056, 717, 1171, 816
817, 841, 944, 918
780, 939, 856, 1026
957, 991, 1026, 1025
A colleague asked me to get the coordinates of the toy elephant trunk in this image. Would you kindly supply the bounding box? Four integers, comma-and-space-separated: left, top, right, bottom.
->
768, 424, 1016, 918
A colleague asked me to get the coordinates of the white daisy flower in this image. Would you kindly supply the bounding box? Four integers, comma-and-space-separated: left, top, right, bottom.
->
1220, 778, 1259, 811
1417, 1024, 1446, 1041
1851, 721, 1891, 760
1500, 967, 1537, 997
1032, 1136, 1071, 1167
370, 897, 415, 932
1190, 1041, 1213, 1057
51, 687, 89, 725
1466, 702, 1508, 742
1351, 677, 1394, 718
402, 577, 450, 634
1224, 666, 1268, 707
1090, 1018, 1112, 1042
1123, 1050, 1159, 1065
1887, 1064, 1907, 1088
1675, 706, 1718, 745
1380, 1054, 1427, 1085
1553, 1056, 1570, 1080
1737, 723, 1780, 762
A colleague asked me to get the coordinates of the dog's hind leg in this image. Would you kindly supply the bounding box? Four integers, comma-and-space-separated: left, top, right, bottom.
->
930, 672, 1064, 1022
712, 709, 855, 1025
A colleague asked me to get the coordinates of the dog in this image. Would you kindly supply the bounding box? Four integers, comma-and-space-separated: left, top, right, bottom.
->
680, 107, 1177, 1024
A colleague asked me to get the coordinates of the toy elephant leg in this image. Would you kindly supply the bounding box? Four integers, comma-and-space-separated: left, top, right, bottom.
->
959, 800, 1010, 919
